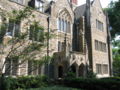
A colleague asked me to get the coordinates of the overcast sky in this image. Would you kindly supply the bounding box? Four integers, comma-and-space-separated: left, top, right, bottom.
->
78, 0, 118, 8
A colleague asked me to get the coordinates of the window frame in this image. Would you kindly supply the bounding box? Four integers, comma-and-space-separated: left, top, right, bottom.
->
95, 40, 106, 52
6, 20, 21, 37
96, 19, 104, 31
96, 64, 102, 74
29, 25, 44, 42
35, 0, 44, 12
103, 64, 108, 74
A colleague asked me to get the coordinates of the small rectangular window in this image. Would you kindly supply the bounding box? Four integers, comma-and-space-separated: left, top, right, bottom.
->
99, 42, 102, 51
64, 20, 67, 32
58, 18, 61, 31
28, 61, 33, 75
95, 40, 106, 52
96, 19, 103, 31
61, 19, 64, 31
32, 62, 38, 75
58, 41, 61, 52
62, 42, 65, 51
67, 22, 70, 33
7, 20, 20, 37
103, 64, 108, 74
58, 41, 64, 52
5, 59, 11, 75
103, 43, 106, 52
12, 60, 18, 75
29, 25, 44, 42
95, 40, 98, 50
96, 64, 102, 74
35, 0, 44, 12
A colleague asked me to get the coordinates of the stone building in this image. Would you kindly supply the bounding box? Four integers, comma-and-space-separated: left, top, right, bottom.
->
0, 0, 112, 78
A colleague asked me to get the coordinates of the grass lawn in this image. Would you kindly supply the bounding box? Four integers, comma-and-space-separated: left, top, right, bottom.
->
26, 86, 80, 90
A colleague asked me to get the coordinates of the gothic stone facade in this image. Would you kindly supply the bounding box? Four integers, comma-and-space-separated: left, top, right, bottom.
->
0, 0, 112, 78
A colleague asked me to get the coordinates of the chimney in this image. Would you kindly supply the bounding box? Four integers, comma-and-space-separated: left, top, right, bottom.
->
70, 0, 78, 10
71, 0, 78, 5
86, 0, 91, 27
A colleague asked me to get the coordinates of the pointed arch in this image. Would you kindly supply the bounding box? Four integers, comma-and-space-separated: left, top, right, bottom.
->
79, 63, 85, 77
57, 8, 72, 33
57, 8, 72, 22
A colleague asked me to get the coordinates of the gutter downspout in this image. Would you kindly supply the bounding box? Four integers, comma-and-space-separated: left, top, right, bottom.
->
106, 12, 113, 76
47, 16, 50, 78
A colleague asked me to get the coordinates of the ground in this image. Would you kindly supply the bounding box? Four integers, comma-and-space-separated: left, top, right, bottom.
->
26, 86, 79, 90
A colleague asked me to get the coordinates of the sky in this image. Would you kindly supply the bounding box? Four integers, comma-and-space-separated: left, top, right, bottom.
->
78, 0, 118, 8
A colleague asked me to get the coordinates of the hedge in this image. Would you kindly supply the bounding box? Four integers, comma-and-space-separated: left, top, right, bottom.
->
64, 77, 120, 90
0, 75, 48, 90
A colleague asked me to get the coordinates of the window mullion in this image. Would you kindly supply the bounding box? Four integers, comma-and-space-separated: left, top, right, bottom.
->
12, 22, 16, 37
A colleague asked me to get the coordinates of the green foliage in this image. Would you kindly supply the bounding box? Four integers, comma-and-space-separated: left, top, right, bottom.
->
10, 7, 33, 22
65, 72, 76, 79
29, 21, 45, 42
86, 71, 96, 78
0, 75, 48, 90
27, 86, 79, 90
0, 6, 53, 75
0, 23, 7, 43
64, 77, 120, 90
113, 59, 120, 76
106, 0, 120, 38
112, 40, 120, 76
0, 75, 11, 90
106, 0, 120, 77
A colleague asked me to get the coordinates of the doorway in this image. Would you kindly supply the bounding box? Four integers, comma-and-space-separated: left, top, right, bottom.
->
58, 66, 63, 78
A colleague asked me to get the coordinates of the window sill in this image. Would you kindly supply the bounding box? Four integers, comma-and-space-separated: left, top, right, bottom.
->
58, 31, 71, 35
29, 40, 44, 45
5, 35, 13, 38
9, 0, 25, 6
96, 29, 104, 32
95, 50, 107, 53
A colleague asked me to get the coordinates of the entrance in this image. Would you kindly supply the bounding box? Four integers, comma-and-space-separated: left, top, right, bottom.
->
71, 64, 76, 73
79, 63, 85, 77
58, 66, 63, 78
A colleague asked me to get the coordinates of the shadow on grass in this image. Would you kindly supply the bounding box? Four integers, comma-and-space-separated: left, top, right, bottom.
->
26, 85, 81, 90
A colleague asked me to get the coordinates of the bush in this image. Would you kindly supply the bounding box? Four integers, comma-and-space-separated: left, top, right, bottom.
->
86, 71, 97, 78
65, 72, 76, 79
64, 77, 120, 90
0, 75, 11, 90
0, 75, 48, 90
27, 86, 79, 90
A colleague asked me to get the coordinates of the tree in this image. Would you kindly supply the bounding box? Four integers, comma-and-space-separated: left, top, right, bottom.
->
106, 0, 120, 38
105, 0, 120, 76
0, 7, 52, 76
112, 39, 120, 76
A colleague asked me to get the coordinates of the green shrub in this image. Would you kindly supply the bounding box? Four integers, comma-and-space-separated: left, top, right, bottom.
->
65, 72, 76, 79
27, 86, 79, 90
0, 75, 11, 90
64, 77, 120, 90
86, 71, 97, 78
0, 75, 48, 90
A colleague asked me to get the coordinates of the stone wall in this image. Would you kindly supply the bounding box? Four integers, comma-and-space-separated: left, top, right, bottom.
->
90, 0, 110, 77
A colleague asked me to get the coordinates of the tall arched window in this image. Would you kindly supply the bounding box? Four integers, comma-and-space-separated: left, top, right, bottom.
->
57, 9, 72, 33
